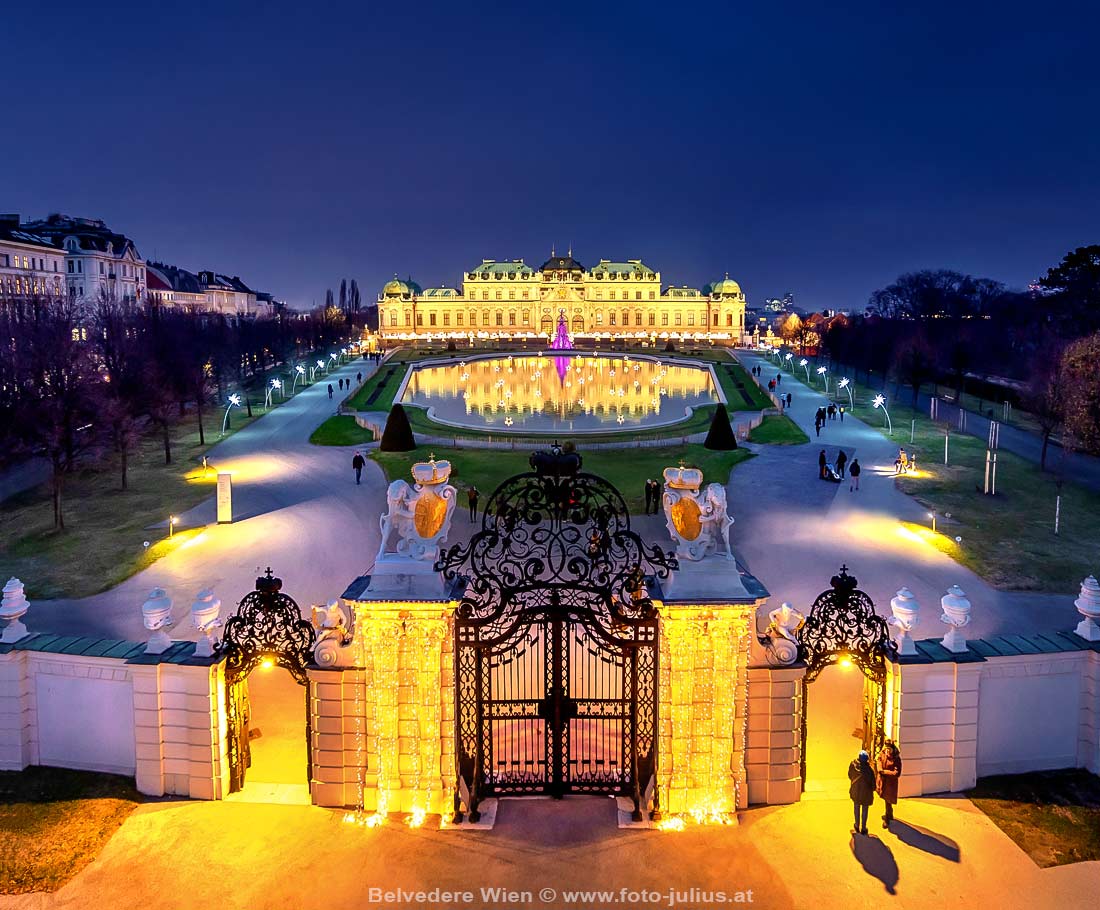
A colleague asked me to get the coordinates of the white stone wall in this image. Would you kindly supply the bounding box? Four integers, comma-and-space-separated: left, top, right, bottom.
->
0, 647, 223, 800
745, 665, 804, 805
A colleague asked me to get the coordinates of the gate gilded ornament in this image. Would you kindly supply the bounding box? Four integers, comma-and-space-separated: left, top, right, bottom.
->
436, 445, 677, 822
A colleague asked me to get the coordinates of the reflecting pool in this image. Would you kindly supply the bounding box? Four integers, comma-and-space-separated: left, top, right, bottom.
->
399, 353, 719, 433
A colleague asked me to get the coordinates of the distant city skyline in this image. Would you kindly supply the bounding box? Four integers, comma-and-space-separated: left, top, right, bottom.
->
3, 0, 1095, 312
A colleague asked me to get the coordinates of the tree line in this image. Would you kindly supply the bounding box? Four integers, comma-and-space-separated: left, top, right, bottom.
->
818, 245, 1100, 466
0, 294, 351, 528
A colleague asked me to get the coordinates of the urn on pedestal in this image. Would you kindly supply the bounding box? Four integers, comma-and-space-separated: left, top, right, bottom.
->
888, 587, 920, 656
940, 585, 971, 653
191, 589, 222, 657
142, 588, 174, 654
0, 578, 30, 644
1074, 575, 1100, 642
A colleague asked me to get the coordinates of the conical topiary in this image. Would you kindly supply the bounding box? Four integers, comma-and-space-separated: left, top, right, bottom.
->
703, 405, 738, 450
379, 403, 417, 452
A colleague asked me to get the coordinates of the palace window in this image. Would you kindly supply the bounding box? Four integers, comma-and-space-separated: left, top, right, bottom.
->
405, 313, 412, 326
509, 289, 515, 300
522, 308, 530, 324
522, 290, 529, 299
99, 262, 104, 274
509, 311, 516, 326
457, 312, 464, 326
635, 291, 642, 300
483, 311, 490, 326
609, 312, 616, 326
67, 261, 74, 273
443, 313, 450, 326
610, 291, 616, 300
390, 312, 397, 326
496, 290, 502, 300
416, 313, 423, 327
622, 310, 629, 326
430, 313, 437, 326
649, 312, 656, 326
688, 313, 695, 326
662, 313, 669, 326
676, 313, 682, 326
648, 291, 655, 300
596, 311, 603, 325
482, 290, 489, 300
726, 313, 733, 327
495, 310, 503, 326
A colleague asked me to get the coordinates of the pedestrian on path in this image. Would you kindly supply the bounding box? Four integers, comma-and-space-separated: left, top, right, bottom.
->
828, 403, 836, 420
849, 749, 876, 835
786, 392, 792, 408
877, 739, 903, 828
650, 479, 662, 514
644, 479, 653, 514
351, 451, 365, 485
775, 372, 781, 386
849, 459, 861, 491
468, 486, 479, 521
839, 405, 845, 422
327, 383, 333, 399
819, 449, 827, 480
357, 371, 363, 384
836, 449, 848, 478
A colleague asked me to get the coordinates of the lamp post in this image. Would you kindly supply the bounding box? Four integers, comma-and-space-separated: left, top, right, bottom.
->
265, 378, 282, 408
292, 364, 306, 392
816, 365, 829, 395
873, 393, 893, 435
799, 358, 810, 383
221, 393, 241, 436
785, 352, 793, 371
168, 515, 179, 538
838, 377, 854, 409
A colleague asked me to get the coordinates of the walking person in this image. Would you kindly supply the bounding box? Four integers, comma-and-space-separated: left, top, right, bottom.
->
839, 405, 845, 422
818, 449, 827, 480
877, 739, 903, 828
643, 479, 653, 514
827, 403, 836, 421
351, 451, 365, 485
467, 486, 479, 522
849, 749, 876, 835
786, 392, 792, 408
649, 479, 662, 514
775, 372, 781, 387
327, 382, 333, 399
356, 371, 362, 385
849, 458, 861, 491
836, 449, 848, 478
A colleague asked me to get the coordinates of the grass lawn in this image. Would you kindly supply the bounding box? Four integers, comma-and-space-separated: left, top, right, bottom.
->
344, 362, 406, 411
749, 415, 810, 445
793, 367, 1100, 592
372, 444, 753, 514
968, 769, 1100, 867
309, 415, 374, 446
0, 767, 144, 894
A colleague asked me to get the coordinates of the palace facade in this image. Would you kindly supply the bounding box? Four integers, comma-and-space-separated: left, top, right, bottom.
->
377, 252, 747, 344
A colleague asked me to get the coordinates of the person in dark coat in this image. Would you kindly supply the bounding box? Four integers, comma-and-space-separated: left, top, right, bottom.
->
849, 749, 876, 835
467, 486, 479, 521
327, 382, 333, 399
849, 458, 861, 491
818, 449, 827, 480
786, 392, 792, 408
649, 479, 662, 514
836, 449, 848, 478
351, 451, 365, 485
644, 479, 653, 514
877, 739, 902, 827
356, 371, 363, 384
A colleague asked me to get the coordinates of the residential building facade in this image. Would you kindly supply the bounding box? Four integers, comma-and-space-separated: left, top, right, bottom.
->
0, 215, 66, 302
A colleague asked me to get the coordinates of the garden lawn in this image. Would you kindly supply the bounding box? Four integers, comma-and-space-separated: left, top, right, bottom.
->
794, 365, 1100, 592
0, 767, 144, 894
372, 444, 753, 514
309, 415, 374, 446
968, 769, 1100, 867
748, 415, 809, 445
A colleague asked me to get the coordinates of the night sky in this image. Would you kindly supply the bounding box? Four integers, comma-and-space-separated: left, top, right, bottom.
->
2, 0, 1096, 311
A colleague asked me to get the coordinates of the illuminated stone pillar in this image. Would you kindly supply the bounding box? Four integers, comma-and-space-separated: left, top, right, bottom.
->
657, 602, 754, 818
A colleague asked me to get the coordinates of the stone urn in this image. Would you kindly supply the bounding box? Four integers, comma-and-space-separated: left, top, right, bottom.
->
940, 585, 971, 653
142, 588, 174, 654
1074, 575, 1100, 642
889, 587, 920, 656
764, 602, 804, 667
1, 578, 30, 644
191, 589, 222, 657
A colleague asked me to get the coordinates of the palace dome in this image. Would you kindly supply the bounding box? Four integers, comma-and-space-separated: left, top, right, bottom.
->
711, 274, 742, 297
382, 277, 410, 297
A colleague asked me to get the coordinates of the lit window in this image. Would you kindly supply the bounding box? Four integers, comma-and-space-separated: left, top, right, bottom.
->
429, 313, 436, 326
635, 291, 642, 300
405, 313, 411, 326
662, 313, 668, 326
610, 291, 616, 300
456, 313, 463, 326
726, 313, 733, 327
508, 289, 515, 300
522, 309, 530, 324
390, 312, 397, 326
509, 311, 516, 326
416, 313, 423, 326
596, 311, 603, 325
688, 313, 695, 326
496, 290, 502, 300
495, 310, 503, 326
609, 312, 616, 326
648, 291, 655, 300
522, 290, 529, 299
676, 313, 682, 326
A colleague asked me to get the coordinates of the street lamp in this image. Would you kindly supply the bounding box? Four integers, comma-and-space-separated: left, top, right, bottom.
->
816, 365, 829, 394
838, 377, 854, 409
785, 352, 793, 371
265, 378, 282, 408
292, 364, 306, 392
221, 393, 241, 436
799, 358, 810, 382
873, 394, 893, 435
168, 515, 179, 538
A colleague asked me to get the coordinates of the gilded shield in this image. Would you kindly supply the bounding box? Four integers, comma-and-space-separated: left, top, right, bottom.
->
670, 496, 702, 541
414, 489, 447, 539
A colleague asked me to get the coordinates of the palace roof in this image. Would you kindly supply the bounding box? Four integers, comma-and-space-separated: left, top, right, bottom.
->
540, 253, 584, 272
148, 261, 204, 294
466, 260, 536, 278
590, 259, 657, 278
20, 213, 141, 259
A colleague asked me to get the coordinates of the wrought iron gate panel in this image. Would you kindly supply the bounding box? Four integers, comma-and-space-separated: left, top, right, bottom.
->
220, 569, 316, 794
437, 446, 677, 821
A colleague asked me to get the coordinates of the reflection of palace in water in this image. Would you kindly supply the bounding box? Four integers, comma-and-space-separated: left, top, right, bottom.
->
401, 354, 718, 429
377, 251, 747, 345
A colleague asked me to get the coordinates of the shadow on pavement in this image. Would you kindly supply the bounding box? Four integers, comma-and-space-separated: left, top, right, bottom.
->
850, 833, 899, 893
890, 819, 962, 861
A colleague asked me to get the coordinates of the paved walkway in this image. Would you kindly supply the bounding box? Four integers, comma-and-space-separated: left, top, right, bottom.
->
732, 352, 1076, 639
26, 357, 391, 641
2, 795, 1096, 909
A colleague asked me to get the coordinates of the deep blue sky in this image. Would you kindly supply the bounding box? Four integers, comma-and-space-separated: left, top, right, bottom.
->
2, 0, 1096, 311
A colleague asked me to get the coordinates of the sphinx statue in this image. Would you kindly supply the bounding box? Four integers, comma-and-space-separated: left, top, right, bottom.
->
312, 599, 354, 668
376, 455, 457, 563
661, 464, 734, 562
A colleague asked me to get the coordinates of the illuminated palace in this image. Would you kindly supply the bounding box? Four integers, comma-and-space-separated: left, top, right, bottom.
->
377, 251, 747, 345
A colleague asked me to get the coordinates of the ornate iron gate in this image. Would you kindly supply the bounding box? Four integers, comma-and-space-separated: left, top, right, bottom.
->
221, 569, 316, 793
437, 446, 677, 822
796, 566, 897, 785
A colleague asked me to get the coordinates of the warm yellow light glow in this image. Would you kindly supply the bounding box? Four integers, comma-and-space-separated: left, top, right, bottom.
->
896, 522, 959, 554
407, 808, 427, 828
838, 655, 853, 669
260, 657, 274, 670
656, 816, 686, 832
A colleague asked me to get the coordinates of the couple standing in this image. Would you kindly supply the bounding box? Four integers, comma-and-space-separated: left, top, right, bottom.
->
642, 478, 662, 514
849, 740, 903, 834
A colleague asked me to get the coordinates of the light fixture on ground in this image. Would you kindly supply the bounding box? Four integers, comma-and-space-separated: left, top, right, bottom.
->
816, 365, 829, 394
838, 377, 854, 408
221, 393, 242, 436
292, 364, 306, 391
784, 352, 793, 370
872, 394, 893, 434
265, 378, 282, 408
168, 514, 179, 538
799, 358, 810, 382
